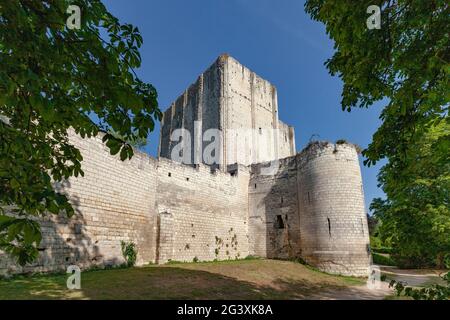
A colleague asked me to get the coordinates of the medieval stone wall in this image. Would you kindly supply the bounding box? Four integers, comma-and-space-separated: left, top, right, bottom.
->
247, 142, 370, 276
248, 157, 302, 259
1, 55, 371, 278
1, 132, 250, 275
154, 159, 250, 263
158, 55, 296, 169
159, 60, 222, 167
296, 142, 370, 276
1, 132, 159, 275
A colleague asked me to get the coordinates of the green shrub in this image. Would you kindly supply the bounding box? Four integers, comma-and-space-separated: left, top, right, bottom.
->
444, 254, 450, 269
393, 254, 435, 269
370, 236, 383, 249
372, 253, 396, 266
243, 255, 260, 260
372, 247, 394, 254
120, 241, 137, 267
390, 272, 450, 300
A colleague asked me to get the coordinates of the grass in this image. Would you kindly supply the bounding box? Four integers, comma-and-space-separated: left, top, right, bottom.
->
0, 259, 367, 300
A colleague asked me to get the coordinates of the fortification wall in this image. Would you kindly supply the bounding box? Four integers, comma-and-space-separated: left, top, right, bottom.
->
277, 120, 296, 159
1, 132, 251, 275
155, 161, 250, 263
0, 133, 158, 275
248, 157, 302, 258
296, 142, 370, 276
1, 54, 369, 277
248, 142, 370, 276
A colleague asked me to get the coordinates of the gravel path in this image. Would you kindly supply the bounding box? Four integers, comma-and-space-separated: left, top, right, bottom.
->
309, 267, 448, 300
380, 266, 447, 287
309, 281, 392, 300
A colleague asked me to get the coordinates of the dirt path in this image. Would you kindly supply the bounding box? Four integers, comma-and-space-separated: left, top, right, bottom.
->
309, 281, 392, 300
380, 266, 447, 287
308, 267, 449, 300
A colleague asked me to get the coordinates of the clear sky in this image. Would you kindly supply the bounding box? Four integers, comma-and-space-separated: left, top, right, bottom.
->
103, 0, 386, 211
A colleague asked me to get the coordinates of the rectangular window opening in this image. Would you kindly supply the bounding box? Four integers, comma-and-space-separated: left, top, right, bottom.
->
276, 215, 285, 229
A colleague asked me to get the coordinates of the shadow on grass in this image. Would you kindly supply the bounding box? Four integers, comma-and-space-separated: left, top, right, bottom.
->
1, 179, 125, 276
1, 264, 380, 300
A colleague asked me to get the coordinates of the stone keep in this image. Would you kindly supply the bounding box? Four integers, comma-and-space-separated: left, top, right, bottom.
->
159, 54, 296, 168
0, 55, 371, 277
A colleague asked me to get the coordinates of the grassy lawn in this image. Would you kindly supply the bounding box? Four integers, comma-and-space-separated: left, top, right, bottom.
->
0, 259, 367, 300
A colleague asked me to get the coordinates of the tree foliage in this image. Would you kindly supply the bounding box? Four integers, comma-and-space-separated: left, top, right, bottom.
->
0, 0, 161, 265
390, 271, 450, 300
305, 0, 449, 267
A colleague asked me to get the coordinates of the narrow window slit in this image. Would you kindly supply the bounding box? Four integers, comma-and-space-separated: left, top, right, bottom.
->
327, 217, 331, 236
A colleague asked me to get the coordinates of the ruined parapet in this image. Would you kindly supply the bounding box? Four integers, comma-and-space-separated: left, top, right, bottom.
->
296, 141, 370, 276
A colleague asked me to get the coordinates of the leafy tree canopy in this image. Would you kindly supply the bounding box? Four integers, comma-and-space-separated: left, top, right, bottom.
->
305, 0, 449, 267
0, 0, 161, 265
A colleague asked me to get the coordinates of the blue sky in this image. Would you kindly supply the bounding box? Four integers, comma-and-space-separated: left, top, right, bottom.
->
103, 0, 386, 211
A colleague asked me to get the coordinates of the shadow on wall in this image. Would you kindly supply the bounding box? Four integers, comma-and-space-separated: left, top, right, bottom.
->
0, 179, 122, 275
249, 157, 302, 259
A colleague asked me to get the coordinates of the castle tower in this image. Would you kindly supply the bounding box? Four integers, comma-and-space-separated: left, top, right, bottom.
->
248, 141, 370, 277
296, 142, 370, 276
158, 54, 296, 169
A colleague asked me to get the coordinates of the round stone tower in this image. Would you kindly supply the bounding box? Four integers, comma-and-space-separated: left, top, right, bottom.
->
297, 142, 370, 276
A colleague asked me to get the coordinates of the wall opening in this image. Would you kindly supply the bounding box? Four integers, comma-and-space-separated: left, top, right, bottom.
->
168, 172, 171, 177
276, 215, 285, 229
327, 217, 331, 237
307, 192, 311, 204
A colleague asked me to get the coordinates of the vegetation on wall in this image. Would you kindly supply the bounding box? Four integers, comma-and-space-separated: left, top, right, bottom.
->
0, 1, 161, 265
120, 241, 137, 267
305, 0, 449, 268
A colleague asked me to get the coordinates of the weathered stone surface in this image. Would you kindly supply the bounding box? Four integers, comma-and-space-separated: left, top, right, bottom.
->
159, 54, 296, 169
249, 142, 370, 276
0, 55, 370, 277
